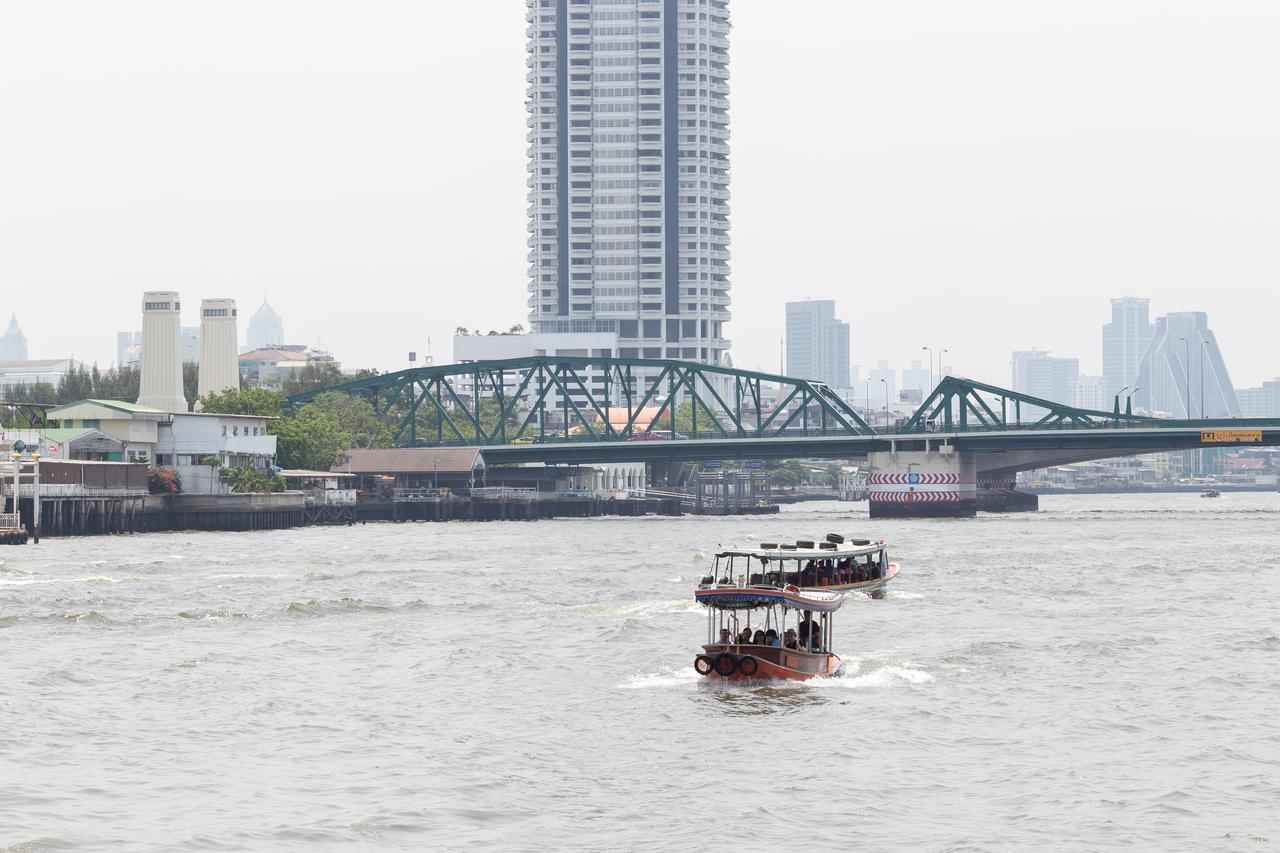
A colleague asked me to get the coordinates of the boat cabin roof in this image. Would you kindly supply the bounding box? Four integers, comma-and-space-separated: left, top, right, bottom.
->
716, 539, 886, 561
694, 586, 845, 614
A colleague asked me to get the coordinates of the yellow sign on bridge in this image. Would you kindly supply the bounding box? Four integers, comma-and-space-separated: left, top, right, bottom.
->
1201, 429, 1262, 444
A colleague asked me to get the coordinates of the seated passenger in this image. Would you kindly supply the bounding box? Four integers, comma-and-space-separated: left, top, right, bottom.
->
765, 629, 780, 647
783, 628, 800, 650
809, 627, 823, 652
717, 628, 733, 645
737, 628, 753, 644
752, 629, 766, 645
797, 614, 817, 646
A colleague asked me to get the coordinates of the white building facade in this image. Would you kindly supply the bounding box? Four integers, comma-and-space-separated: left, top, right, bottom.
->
525, 0, 732, 392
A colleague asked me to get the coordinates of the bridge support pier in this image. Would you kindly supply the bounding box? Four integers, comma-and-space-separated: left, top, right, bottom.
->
976, 474, 1039, 513
868, 448, 977, 518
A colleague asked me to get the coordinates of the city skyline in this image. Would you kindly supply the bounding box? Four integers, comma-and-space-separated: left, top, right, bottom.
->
2, 2, 1279, 386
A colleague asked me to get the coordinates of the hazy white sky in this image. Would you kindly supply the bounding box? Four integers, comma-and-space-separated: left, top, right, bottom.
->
2, 1, 1278, 387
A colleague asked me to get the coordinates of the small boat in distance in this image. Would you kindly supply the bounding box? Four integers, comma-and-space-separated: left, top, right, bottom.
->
699, 534, 899, 598
1201, 488, 1221, 498
693, 584, 844, 682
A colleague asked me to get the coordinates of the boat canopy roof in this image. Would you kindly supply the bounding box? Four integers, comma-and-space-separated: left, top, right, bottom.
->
694, 586, 845, 614
715, 539, 886, 561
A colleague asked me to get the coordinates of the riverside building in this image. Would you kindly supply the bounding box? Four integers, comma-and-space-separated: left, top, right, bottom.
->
525, 0, 732, 384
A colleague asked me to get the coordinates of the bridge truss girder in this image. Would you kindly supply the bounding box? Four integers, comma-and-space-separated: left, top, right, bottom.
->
287, 356, 874, 447
901, 376, 1158, 432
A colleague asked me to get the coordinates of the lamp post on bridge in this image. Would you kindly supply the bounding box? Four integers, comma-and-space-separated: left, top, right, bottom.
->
921, 347, 933, 392
880, 378, 889, 429
1126, 386, 1140, 418
1115, 385, 1129, 420
939, 348, 949, 384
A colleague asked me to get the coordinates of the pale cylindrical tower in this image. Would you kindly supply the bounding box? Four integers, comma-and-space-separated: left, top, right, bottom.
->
136, 291, 188, 412
197, 298, 240, 399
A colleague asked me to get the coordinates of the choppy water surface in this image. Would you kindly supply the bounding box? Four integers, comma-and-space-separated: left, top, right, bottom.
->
2, 494, 1278, 851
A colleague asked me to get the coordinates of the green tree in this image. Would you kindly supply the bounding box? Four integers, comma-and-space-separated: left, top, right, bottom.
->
199, 387, 287, 417
182, 362, 199, 411
767, 459, 807, 488
282, 363, 345, 395
273, 407, 347, 470
303, 392, 392, 448
220, 466, 285, 493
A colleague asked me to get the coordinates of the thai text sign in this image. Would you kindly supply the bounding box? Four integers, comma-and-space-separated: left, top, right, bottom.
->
1201, 429, 1262, 444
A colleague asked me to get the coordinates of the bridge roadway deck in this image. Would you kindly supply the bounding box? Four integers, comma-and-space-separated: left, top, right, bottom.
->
479, 424, 1280, 470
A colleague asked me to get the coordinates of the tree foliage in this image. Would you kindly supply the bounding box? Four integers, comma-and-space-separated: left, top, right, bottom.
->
198, 387, 286, 417
220, 466, 285, 493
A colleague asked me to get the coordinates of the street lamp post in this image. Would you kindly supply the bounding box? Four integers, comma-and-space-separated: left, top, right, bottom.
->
921, 346, 934, 392
938, 348, 949, 384
880, 378, 889, 428
1126, 386, 1141, 418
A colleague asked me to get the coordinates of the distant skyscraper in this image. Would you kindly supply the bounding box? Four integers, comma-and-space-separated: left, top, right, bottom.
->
525, 0, 731, 370
868, 360, 896, 411
1133, 312, 1240, 418
248, 300, 285, 350
1011, 349, 1079, 418
1071, 374, 1106, 411
1102, 297, 1153, 402
1236, 379, 1280, 418
901, 360, 929, 395
785, 300, 850, 388
0, 315, 28, 361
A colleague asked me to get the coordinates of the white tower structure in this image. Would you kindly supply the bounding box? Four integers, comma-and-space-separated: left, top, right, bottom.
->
197, 298, 240, 398
136, 291, 188, 412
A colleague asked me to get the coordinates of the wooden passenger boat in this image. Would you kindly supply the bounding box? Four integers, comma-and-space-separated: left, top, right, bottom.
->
693, 585, 844, 682
700, 534, 899, 598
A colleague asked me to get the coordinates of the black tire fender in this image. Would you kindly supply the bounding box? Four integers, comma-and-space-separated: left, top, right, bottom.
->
737, 656, 760, 677
694, 654, 715, 676
713, 653, 738, 677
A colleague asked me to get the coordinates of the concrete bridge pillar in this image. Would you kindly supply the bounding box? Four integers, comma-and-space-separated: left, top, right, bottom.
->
867, 447, 977, 518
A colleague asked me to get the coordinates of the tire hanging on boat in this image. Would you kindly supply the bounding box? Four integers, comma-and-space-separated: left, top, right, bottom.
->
694, 655, 715, 675
736, 656, 759, 676
713, 653, 738, 677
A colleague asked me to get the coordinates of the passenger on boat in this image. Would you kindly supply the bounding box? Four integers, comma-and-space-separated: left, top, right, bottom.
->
783, 629, 800, 650
798, 614, 818, 646
737, 628, 754, 644
718, 628, 733, 645
752, 629, 766, 645
765, 629, 780, 647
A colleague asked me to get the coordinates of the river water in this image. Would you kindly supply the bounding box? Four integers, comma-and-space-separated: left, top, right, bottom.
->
2, 494, 1277, 852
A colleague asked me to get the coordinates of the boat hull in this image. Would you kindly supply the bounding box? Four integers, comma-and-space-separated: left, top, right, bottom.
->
696, 647, 842, 682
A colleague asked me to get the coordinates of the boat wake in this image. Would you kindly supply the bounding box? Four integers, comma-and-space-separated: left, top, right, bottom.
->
826, 664, 935, 689
618, 666, 702, 690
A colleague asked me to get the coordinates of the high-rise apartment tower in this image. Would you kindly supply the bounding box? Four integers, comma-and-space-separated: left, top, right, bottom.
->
525, 0, 731, 369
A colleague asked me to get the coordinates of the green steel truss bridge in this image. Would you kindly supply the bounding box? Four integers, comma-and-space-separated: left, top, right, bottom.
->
288, 359, 1280, 465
